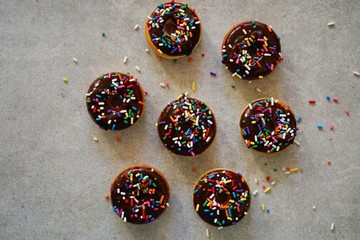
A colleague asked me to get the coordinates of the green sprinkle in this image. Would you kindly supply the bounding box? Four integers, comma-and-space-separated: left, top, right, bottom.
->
102, 32, 106, 37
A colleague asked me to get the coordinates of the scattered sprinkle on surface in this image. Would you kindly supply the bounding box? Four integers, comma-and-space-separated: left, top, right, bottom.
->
135, 66, 140, 72
313, 206, 316, 210
296, 117, 302, 123
327, 21, 335, 27
206, 229, 209, 238
134, 24, 139, 30
192, 82, 196, 92
63, 77, 68, 83
256, 88, 262, 93
104, 194, 109, 199
345, 109, 350, 116
309, 100, 316, 104
231, 85, 235, 89
72, 58, 78, 63
93, 137, 98, 142
102, 32, 106, 37
123, 56, 128, 64
210, 72, 217, 76
353, 71, 360, 77
116, 137, 121, 143
331, 222, 335, 231
191, 167, 197, 172
328, 160, 331, 166
187, 57, 193, 63
333, 97, 339, 103
145, 48, 150, 53
317, 125, 323, 129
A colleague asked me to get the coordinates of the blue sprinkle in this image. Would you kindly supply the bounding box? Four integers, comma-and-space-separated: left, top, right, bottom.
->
266, 208, 270, 213
296, 117, 302, 123
326, 96, 331, 101
317, 125, 323, 129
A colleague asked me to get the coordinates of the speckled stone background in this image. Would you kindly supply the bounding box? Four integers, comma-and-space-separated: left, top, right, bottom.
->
1, 0, 359, 239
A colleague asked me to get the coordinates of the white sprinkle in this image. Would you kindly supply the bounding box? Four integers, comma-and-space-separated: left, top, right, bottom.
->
92, 137, 98, 142
135, 66, 140, 72
206, 229, 209, 238
248, 81, 252, 84
353, 71, 360, 77
255, 178, 258, 184
160, 83, 165, 88
271, 181, 276, 186
242, 29, 247, 35
134, 24, 140, 30
256, 88, 262, 93
232, 72, 237, 77
72, 58, 78, 63
312, 206, 316, 210
123, 56, 128, 64
271, 97, 274, 106
145, 48, 150, 53
331, 222, 335, 231
327, 21, 335, 27
253, 190, 258, 196
294, 139, 301, 146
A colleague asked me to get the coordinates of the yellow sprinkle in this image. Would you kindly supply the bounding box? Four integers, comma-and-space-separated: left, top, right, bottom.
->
264, 36, 268, 41
224, 180, 232, 184
63, 77, 68, 83
130, 174, 133, 181
240, 198, 247, 201
157, 49, 163, 54
155, 123, 158, 127
227, 217, 233, 221
236, 74, 242, 79
135, 173, 140, 177
229, 199, 235, 203
261, 203, 265, 211
265, 41, 268, 46
264, 187, 271, 193
196, 204, 199, 212
251, 121, 256, 124
125, 113, 129, 118
258, 76, 263, 79
192, 82, 196, 92
290, 168, 299, 173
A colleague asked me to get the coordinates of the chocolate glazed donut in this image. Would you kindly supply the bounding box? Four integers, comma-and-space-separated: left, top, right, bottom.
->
193, 169, 251, 227
240, 97, 297, 154
145, 1, 202, 58
221, 21, 283, 80
110, 164, 170, 224
157, 93, 216, 157
85, 72, 145, 130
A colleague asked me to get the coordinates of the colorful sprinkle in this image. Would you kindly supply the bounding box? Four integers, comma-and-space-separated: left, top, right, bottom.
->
63, 77, 68, 83
134, 24, 139, 30
296, 117, 302, 123
187, 57, 194, 63
353, 71, 360, 77
135, 66, 141, 72
145, 48, 150, 53
326, 96, 331, 101
345, 109, 350, 116
333, 97, 339, 103
330, 125, 334, 130
266, 208, 270, 213
104, 194, 109, 199
328, 160, 331, 166
264, 187, 271, 193
116, 137, 121, 143
327, 22, 335, 27
123, 56, 128, 64
102, 32, 106, 37
93, 137, 98, 142
309, 100, 316, 104
192, 82, 196, 92
210, 72, 217, 76
72, 58, 78, 63
261, 203, 266, 211
206, 229, 209, 238
317, 125, 323, 129
313, 206, 316, 210
331, 222, 335, 231
191, 167, 197, 172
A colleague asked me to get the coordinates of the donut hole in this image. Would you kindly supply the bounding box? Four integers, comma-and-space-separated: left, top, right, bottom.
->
215, 191, 230, 204
109, 96, 124, 110
164, 19, 177, 36
246, 45, 258, 56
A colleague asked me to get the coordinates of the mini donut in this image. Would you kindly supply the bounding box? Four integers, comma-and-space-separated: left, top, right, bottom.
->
157, 93, 216, 157
145, 1, 202, 59
240, 97, 297, 154
193, 168, 251, 228
110, 164, 170, 224
221, 21, 283, 80
85, 72, 145, 130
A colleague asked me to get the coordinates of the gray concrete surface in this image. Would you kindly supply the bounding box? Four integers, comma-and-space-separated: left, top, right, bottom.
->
1, 0, 360, 239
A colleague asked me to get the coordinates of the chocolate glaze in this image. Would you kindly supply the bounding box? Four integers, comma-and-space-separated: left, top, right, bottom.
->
110, 165, 170, 224
240, 98, 297, 153
221, 21, 282, 80
193, 169, 250, 227
146, 2, 201, 56
157, 93, 216, 156
85, 72, 145, 130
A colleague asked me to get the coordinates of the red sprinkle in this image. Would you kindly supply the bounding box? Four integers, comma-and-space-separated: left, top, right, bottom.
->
330, 125, 334, 130
265, 176, 270, 182
309, 100, 316, 104
333, 97, 339, 103
104, 194, 109, 199
201, 53, 205, 57
187, 57, 194, 63
165, 82, 169, 88
191, 167, 197, 172
144, 90, 149, 95
116, 137, 121, 143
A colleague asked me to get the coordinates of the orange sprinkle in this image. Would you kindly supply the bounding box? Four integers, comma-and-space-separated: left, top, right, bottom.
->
256, 61, 262, 67
267, 25, 272, 32
263, 44, 268, 52
169, 116, 175, 122
116, 137, 121, 143
160, 195, 164, 204
328, 160, 331, 166
191, 167, 197, 172
187, 57, 194, 63
138, 101, 144, 105
104, 194, 109, 199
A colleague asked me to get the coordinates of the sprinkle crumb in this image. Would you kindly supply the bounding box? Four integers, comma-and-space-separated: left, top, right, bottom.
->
248, 81, 252, 84
116, 137, 121, 143
104, 194, 109, 199
63, 77, 68, 83
330, 125, 335, 130
331, 222, 335, 231
206, 228, 209, 238
72, 58, 78, 63
134, 24, 140, 30
93, 137, 98, 142
353, 71, 360, 77
327, 21, 335, 27
191, 167, 197, 172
